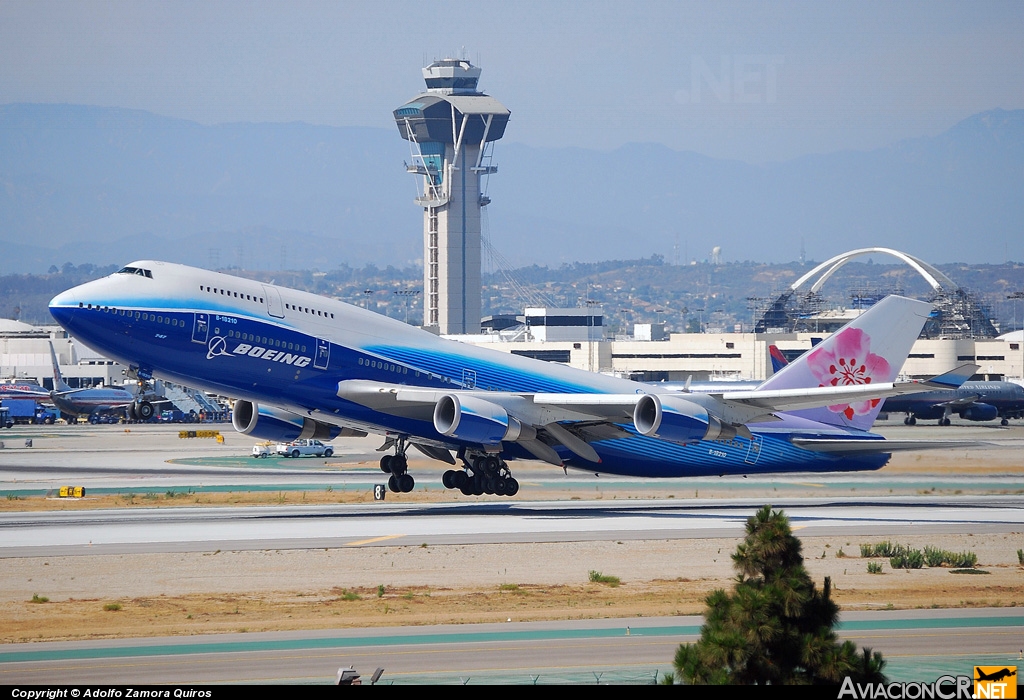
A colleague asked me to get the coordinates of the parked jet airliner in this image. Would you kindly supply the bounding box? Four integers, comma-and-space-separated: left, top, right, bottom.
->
46, 342, 137, 420
49, 261, 974, 496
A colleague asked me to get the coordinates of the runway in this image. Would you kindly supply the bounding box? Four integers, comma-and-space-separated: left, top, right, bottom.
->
3, 496, 1024, 557
1, 610, 1021, 684
2, 422, 1024, 684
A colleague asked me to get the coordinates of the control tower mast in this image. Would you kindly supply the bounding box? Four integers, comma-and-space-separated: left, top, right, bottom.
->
394, 59, 510, 334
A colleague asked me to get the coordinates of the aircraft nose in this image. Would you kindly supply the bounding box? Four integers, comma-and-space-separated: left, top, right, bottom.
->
49, 288, 80, 329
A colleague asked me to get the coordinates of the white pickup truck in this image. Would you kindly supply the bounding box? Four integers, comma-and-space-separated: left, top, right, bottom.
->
275, 438, 334, 458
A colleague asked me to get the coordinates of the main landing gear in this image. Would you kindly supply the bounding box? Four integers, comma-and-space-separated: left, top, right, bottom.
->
127, 400, 155, 421
379, 439, 415, 493
902, 415, 917, 426
442, 451, 519, 497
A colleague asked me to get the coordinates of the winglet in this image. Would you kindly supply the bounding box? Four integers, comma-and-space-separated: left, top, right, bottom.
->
920, 363, 979, 390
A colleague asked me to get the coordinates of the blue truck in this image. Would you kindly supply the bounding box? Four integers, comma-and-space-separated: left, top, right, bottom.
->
0, 399, 57, 425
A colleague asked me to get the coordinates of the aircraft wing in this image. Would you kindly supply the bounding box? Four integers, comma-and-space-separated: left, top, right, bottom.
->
337, 363, 976, 465
337, 380, 637, 423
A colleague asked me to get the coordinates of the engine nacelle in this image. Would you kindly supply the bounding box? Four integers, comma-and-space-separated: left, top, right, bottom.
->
433, 394, 530, 445
232, 400, 341, 442
962, 402, 998, 422
633, 393, 724, 444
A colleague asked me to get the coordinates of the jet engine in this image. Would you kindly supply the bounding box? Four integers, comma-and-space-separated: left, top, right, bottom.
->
232, 400, 341, 442
633, 393, 732, 444
961, 403, 998, 422
433, 394, 533, 445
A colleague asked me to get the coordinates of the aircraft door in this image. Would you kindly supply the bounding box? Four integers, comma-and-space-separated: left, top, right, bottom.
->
192, 313, 209, 344
744, 434, 763, 465
263, 285, 285, 318
314, 338, 330, 370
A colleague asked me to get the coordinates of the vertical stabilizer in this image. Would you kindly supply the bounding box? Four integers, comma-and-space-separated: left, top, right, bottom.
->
48, 342, 72, 393
757, 296, 933, 430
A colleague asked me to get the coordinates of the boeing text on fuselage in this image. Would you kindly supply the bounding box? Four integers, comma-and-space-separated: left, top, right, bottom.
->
49, 261, 978, 496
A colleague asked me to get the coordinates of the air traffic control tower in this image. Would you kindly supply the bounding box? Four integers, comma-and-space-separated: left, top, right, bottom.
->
394, 59, 510, 334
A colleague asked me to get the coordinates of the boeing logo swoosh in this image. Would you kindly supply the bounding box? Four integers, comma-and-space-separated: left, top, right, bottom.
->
206, 336, 233, 360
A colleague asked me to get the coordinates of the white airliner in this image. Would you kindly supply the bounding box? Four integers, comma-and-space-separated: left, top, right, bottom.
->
49, 261, 975, 496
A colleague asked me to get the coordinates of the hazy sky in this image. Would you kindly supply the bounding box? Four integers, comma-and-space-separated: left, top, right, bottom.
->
2, 0, 1023, 162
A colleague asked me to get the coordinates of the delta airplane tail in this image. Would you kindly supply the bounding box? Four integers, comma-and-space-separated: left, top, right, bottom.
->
768, 345, 789, 375
755, 296, 933, 431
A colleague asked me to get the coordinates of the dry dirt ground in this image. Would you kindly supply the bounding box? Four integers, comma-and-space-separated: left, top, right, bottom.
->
2, 429, 1024, 643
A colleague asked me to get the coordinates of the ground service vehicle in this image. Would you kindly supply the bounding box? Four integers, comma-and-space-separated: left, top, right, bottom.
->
275, 439, 334, 458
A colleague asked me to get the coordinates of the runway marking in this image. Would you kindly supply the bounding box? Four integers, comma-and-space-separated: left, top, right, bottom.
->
346, 535, 404, 546
793, 482, 826, 487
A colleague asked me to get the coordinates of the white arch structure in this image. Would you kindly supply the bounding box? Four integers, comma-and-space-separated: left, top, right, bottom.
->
789, 247, 957, 295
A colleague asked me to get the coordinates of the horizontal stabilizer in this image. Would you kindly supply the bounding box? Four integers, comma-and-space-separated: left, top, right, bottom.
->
919, 363, 979, 390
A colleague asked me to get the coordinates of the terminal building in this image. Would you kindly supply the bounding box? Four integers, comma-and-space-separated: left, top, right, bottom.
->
442, 249, 1023, 384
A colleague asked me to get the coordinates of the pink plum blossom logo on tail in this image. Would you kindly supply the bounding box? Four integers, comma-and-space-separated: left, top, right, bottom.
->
806, 328, 890, 421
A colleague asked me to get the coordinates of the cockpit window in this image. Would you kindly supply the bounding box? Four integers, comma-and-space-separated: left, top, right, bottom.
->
116, 267, 153, 278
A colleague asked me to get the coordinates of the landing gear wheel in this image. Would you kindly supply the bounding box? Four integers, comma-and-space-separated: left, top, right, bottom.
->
399, 474, 415, 493
127, 403, 138, 421
388, 474, 400, 492
1001, 418, 1009, 426
442, 470, 456, 489
505, 478, 519, 497
907, 415, 916, 425
940, 417, 951, 426
380, 455, 393, 473
136, 401, 154, 420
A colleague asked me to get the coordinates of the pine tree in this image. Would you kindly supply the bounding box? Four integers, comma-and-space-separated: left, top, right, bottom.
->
674, 505, 887, 685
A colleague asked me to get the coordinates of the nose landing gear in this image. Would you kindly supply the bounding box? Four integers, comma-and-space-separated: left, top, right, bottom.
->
379, 438, 415, 493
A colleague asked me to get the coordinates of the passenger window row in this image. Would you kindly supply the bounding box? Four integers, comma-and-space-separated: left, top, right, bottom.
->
201, 285, 263, 304
227, 329, 307, 353
80, 304, 184, 327
285, 302, 335, 319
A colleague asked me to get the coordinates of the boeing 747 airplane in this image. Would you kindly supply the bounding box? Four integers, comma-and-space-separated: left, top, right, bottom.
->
49, 261, 974, 496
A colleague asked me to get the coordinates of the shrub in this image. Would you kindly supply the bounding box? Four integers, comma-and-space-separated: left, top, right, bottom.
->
889, 549, 924, 569
867, 562, 884, 574
30, 594, 49, 603
104, 603, 122, 611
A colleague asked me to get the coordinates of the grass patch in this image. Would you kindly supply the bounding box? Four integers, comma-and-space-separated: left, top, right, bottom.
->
103, 603, 122, 611
30, 594, 49, 604
588, 570, 621, 587
340, 590, 360, 601
499, 583, 520, 591
950, 568, 990, 575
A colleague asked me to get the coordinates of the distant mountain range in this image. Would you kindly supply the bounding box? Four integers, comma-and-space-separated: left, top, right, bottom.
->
1, 103, 1022, 273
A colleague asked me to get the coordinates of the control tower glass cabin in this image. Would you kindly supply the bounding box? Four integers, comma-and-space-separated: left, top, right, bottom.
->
394, 59, 510, 334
